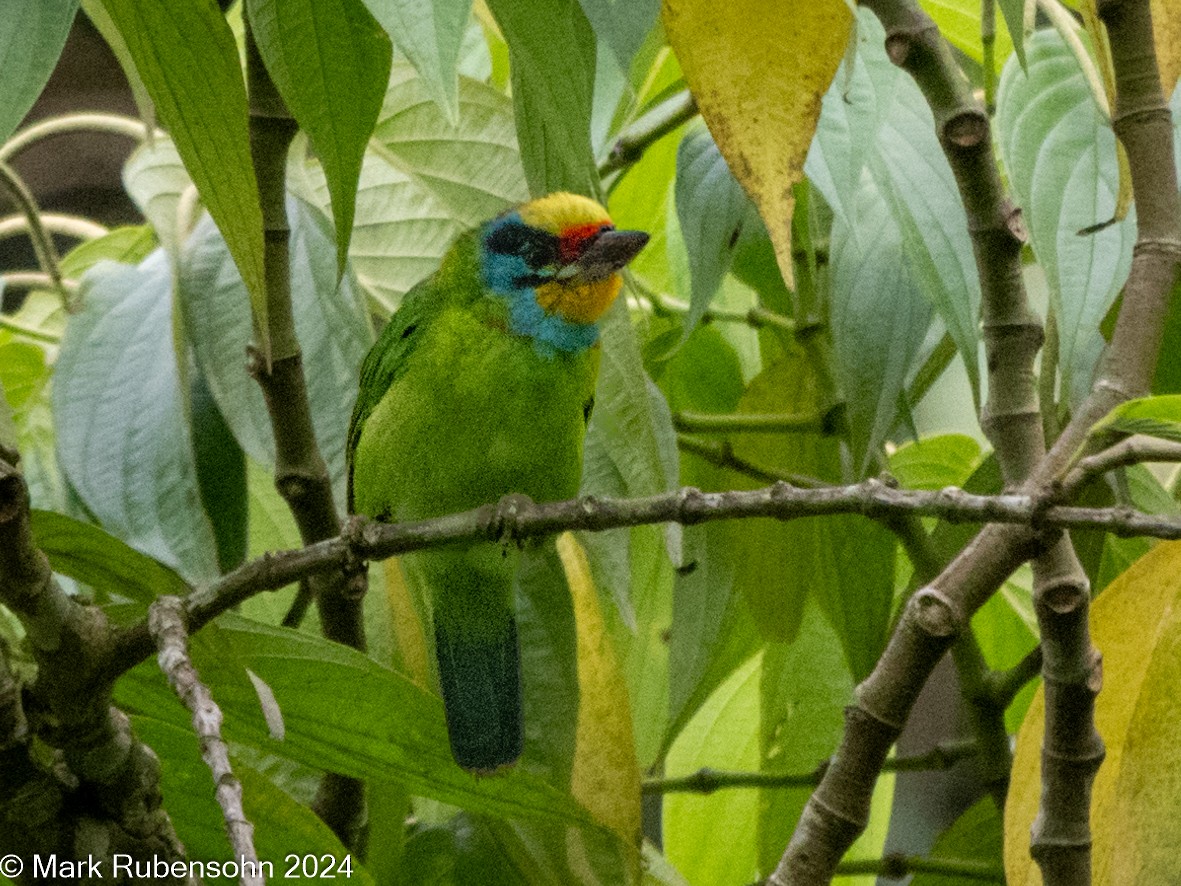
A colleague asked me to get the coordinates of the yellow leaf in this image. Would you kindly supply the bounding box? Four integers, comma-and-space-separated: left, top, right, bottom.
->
558, 532, 643, 864
1152, 0, 1181, 97
1005, 540, 1181, 884
382, 558, 431, 689
662, 0, 853, 289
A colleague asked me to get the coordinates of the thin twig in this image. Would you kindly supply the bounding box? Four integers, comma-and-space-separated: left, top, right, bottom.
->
0, 112, 150, 163
1061, 434, 1181, 495
985, 644, 1044, 708
599, 89, 698, 175
673, 411, 830, 434
644, 738, 978, 794
0, 161, 68, 308
832, 853, 1004, 881
149, 597, 263, 886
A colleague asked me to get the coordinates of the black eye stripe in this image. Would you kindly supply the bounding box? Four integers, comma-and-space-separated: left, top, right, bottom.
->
485, 221, 560, 268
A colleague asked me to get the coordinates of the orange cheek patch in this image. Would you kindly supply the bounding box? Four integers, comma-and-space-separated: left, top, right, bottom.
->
535, 277, 623, 324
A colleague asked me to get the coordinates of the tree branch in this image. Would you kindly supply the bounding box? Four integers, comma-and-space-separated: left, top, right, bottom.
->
599, 89, 698, 175
104, 479, 1181, 678
0, 460, 186, 872
150, 597, 262, 886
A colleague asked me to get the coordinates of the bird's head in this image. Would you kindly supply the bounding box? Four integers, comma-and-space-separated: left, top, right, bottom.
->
479, 193, 648, 354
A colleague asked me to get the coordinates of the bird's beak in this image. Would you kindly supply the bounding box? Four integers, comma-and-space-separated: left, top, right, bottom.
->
556, 229, 649, 283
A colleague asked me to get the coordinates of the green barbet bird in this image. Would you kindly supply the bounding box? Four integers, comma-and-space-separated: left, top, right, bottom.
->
347, 193, 648, 772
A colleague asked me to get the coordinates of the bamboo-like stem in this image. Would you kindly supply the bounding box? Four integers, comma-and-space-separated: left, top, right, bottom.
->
244, 25, 367, 849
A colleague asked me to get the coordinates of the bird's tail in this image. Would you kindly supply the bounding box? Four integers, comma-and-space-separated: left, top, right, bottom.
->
434, 614, 524, 773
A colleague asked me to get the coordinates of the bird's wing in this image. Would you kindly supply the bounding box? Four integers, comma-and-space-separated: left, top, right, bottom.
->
346, 278, 437, 512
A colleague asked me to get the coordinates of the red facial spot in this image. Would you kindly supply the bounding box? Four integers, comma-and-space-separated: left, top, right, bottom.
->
559, 222, 610, 264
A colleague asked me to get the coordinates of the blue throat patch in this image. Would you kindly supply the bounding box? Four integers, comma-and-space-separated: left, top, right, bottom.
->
480, 214, 600, 358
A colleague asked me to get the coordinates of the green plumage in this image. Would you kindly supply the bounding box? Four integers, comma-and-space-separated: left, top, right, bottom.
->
347, 231, 598, 772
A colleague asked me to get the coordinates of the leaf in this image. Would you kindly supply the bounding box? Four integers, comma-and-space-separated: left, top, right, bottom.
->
59, 225, 158, 277
248, 0, 392, 272
374, 60, 528, 226
663, 0, 852, 289
100, 0, 269, 359
54, 252, 219, 583
131, 716, 375, 885
360, 0, 472, 124
1092, 394, 1181, 443
674, 122, 750, 339
0, 0, 79, 144
1153, 0, 1181, 97
888, 434, 982, 490
1005, 540, 1181, 885
577, 0, 660, 73
756, 604, 854, 873
81, 0, 154, 122
122, 137, 192, 258
664, 652, 761, 886
912, 797, 1004, 886
558, 533, 642, 853
725, 348, 896, 680
115, 615, 606, 831
190, 364, 248, 574
919, 0, 1017, 71
485, 0, 598, 196
807, 10, 981, 403
996, 29, 1135, 406
178, 199, 371, 510
829, 174, 934, 474
29, 509, 189, 609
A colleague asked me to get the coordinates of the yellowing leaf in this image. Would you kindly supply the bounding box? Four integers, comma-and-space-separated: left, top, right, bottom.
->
1153, 0, 1181, 97
662, 0, 852, 289
1005, 540, 1181, 885
383, 557, 431, 689
558, 532, 643, 862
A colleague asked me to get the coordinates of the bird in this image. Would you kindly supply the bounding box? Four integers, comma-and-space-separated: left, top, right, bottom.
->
346, 193, 648, 773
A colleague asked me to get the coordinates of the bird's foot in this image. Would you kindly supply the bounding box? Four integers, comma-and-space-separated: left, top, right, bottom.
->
486, 493, 534, 548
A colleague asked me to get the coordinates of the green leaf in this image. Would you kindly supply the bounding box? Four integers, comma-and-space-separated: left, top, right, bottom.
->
59, 225, 158, 277
485, 0, 598, 196
0, 375, 17, 459
912, 797, 1004, 886
360, 0, 472, 124
996, 29, 1135, 406
29, 509, 189, 609
809, 11, 980, 404
756, 605, 855, 873
115, 615, 604, 830
54, 252, 220, 583
829, 174, 934, 475
888, 434, 982, 490
576, 0, 659, 73
0, 336, 59, 509
374, 60, 528, 226
190, 367, 248, 573
178, 199, 371, 509
919, 0, 1016, 71
665, 652, 762, 886
132, 716, 375, 885
248, 0, 392, 273
0, 0, 79, 144
122, 136, 193, 258
674, 123, 750, 340
100, 0, 269, 359
1093, 394, 1181, 443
